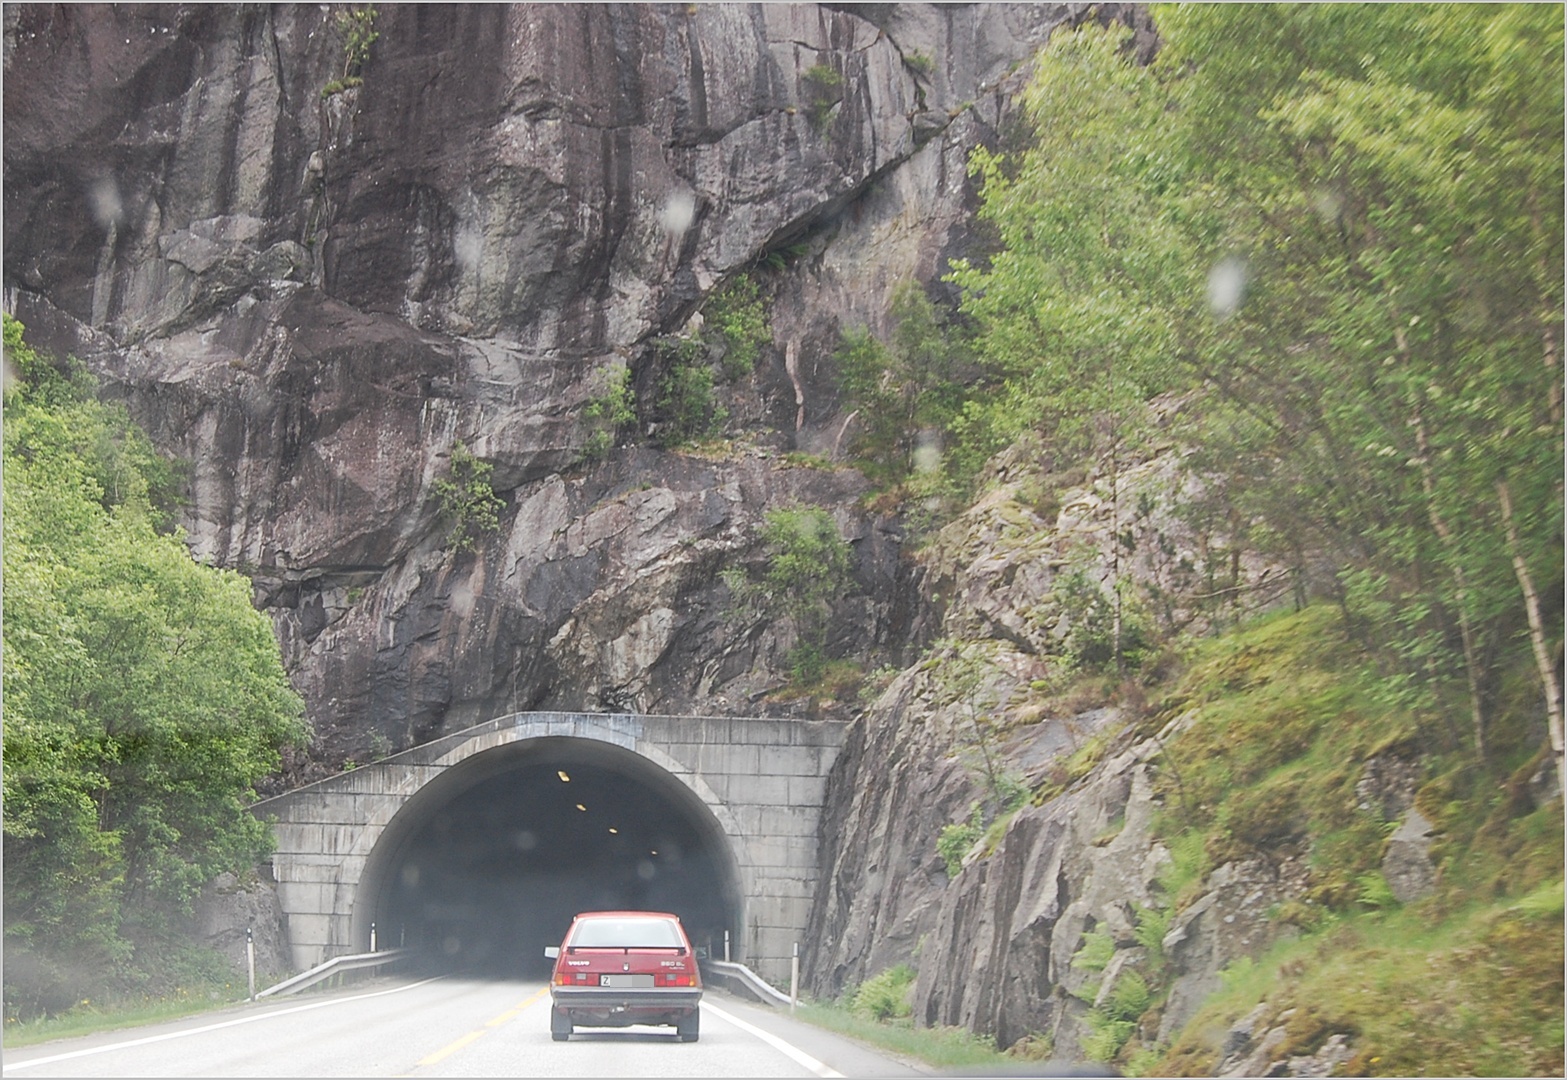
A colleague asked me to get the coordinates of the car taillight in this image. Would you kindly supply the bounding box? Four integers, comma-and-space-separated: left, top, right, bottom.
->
665, 973, 692, 986
553, 971, 569, 986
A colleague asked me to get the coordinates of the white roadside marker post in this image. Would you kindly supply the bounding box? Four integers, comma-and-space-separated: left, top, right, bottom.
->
790, 942, 799, 1014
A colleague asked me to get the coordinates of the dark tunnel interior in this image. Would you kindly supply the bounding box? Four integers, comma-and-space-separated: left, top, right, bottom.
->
362, 739, 741, 979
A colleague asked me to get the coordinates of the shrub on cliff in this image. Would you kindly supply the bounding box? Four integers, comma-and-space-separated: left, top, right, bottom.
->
432, 442, 505, 552
705, 273, 770, 380
722, 505, 853, 686
834, 282, 969, 500
582, 364, 636, 461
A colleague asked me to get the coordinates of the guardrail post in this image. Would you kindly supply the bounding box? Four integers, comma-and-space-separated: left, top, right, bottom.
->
790, 942, 799, 1014
247, 928, 256, 1002
724, 929, 730, 963
370, 921, 377, 953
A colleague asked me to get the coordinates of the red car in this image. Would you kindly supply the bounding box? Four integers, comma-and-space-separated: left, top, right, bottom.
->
544, 911, 703, 1042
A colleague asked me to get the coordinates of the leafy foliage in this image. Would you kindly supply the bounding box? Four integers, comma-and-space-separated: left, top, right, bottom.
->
851, 964, 917, 1022
1072, 929, 1116, 975
321, 6, 377, 96
723, 506, 852, 685
431, 442, 505, 552
949, 7, 1563, 771
937, 802, 984, 877
3, 316, 308, 1020
945, 23, 1189, 477
833, 282, 965, 492
803, 62, 844, 130
1082, 1001, 1139, 1063
705, 273, 770, 379
335, 5, 378, 80
647, 275, 769, 446
1132, 903, 1171, 965
1052, 567, 1156, 675
582, 364, 635, 461
654, 342, 726, 447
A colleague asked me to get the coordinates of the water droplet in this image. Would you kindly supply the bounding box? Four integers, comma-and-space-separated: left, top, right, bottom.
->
659, 191, 696, 237
1207, 257, 1247, 320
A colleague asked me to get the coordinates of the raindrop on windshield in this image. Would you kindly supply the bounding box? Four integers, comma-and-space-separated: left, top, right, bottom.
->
1208, 256, 1248, 321
659, 191, 696, 237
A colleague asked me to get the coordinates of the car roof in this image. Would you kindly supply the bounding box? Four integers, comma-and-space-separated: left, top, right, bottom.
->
571, 910, 682, 921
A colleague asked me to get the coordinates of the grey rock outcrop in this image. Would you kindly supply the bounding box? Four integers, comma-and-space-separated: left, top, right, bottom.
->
1381, 807, 1437, 905
4, 3, 1126, 773
194, 871, 293, 982
1214, 1004, 1356, 1078
804, 452, 1334, 1062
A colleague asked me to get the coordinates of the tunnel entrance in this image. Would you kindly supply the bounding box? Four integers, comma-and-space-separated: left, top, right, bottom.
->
353, 737, 742, 978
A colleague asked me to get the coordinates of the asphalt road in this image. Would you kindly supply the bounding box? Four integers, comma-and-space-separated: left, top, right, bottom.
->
2, 975, 927, 1078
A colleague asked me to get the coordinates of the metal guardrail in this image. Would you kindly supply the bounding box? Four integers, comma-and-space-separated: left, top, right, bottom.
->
701, 959, 793, 1008
255, 948, 411, 999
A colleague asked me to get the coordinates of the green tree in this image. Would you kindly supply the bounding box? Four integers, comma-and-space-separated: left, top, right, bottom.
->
1155, 3, 1563, 762
804, 63, 844, 131
945, 22, 1193, 477
949, 8, 1563, 773
336, 5, 378, 80
321, 5, 378, 96
834, 282, 968, 489
3, 316, 308, 1018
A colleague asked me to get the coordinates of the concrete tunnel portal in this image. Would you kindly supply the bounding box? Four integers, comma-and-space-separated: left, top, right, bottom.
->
262, 711, 843, 984
353, 737, 745, 977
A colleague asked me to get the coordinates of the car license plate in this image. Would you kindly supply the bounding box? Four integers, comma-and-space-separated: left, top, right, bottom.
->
599, 974, 655, 988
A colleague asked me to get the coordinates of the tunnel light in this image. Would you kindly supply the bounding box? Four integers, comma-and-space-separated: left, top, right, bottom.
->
650, 850, 658, 856
557, 770, 571, 782
576, 803, 587, 812
608, 827, 619, 834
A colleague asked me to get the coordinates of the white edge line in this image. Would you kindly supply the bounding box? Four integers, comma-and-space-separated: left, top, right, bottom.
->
6, 975, 449, 1070
702, 1000, 844, 1079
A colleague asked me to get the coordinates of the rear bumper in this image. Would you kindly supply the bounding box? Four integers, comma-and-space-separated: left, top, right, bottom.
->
551, 985, 701, 1023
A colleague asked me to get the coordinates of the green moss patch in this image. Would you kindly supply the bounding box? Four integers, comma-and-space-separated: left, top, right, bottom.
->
1134, 605, 1563, 1076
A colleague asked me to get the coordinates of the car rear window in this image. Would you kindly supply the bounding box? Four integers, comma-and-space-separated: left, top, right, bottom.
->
569, 917, 684, 949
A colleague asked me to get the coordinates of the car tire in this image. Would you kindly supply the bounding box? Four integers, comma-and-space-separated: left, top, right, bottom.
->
677, 1010, 699, 1043
551, 1010, 572, 1042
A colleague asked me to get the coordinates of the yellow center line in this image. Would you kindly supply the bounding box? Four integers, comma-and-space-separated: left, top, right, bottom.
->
410, 987, 549, 1068
487, 987, 549, 1027
416, 1028, 485, 1066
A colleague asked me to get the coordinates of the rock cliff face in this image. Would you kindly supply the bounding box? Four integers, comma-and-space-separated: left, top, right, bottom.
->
804, 455, 1302, 1060
5, 2, 1154, 777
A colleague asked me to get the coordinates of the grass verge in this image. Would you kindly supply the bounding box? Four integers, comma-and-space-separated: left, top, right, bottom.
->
3, 990, 248, 1049
795, 1000, 1012, 1071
